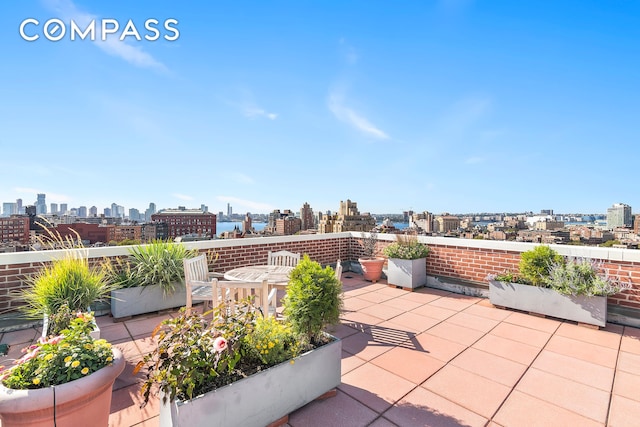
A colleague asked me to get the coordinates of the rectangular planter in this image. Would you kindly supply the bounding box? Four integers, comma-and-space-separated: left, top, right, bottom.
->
111, 285, 187, 319
488, 280, 607, 327
387, 257, 427, 289
160, 334, 342, 427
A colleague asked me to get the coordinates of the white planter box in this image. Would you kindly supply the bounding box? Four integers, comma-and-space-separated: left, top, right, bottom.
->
488, 280, 607, 327
387, 257, 427, 289
160, 335, 342, 427
111, 285, 187, 319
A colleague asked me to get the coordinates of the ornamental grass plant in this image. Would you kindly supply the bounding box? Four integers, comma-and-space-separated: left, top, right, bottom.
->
382, 233, 430, 260
0, 311, 114, 389
104, 240, 197, 297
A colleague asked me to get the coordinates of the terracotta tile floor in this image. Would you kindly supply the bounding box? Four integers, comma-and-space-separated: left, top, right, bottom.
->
1, 273, 640, 426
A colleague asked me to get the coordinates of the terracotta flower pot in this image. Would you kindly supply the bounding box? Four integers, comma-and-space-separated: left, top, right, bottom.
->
0, 348, 125, 427
358, 257, 385, 283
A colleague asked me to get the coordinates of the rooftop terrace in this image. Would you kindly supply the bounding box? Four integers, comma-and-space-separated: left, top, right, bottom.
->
2, 272, 639, 427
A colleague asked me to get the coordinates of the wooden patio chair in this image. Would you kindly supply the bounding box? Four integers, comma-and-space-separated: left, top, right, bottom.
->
212, 278, 271, 318
183, 254, 224, 315
266, 250, 300, 314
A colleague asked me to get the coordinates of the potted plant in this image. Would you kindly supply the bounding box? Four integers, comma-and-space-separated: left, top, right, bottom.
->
358, 231, 385, 283
137, 255, 343, 427
487, 245, 631, 326
0, 311, 125, 427
105, 240, 198, 319
383, 233, 430, 289
16, 223, 116, 338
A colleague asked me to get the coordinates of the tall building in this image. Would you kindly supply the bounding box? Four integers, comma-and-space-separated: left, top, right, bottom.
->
300, 202, 315, 230
50, 203, 58, 215
77, 206, 88, 217
227, 203, 232, 217
145, 203, 156, 222
607, 203, 632, 229
89, 206, 98, 217
16, 199, 23, 214
59, 203, 68, 215
111, 203, 125, 218
242, 213, 252, 233
2, 203, 17, 217
35, 194, 46, 215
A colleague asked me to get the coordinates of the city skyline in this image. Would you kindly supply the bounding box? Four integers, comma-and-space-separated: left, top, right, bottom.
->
2, 1, 639, 215
1, 191, 628, 219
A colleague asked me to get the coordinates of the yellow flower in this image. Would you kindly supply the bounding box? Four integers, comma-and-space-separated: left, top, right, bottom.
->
71, 360, 80, 368
64, 356, 72, 363
81, 367, 89, 375
44, 353, 54, 361
106, 357, 112, 362
33, 378, 41, 385
290, 360, 295, 365
268, 342, 275, 349
84, 344, 93, 350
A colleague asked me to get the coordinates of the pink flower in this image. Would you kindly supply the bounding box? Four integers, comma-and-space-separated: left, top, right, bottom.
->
213, 337, 227, 353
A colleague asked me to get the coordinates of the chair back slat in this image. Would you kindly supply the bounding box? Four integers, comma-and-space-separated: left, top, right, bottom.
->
183, 254, 214, 314
213, 279, 270, 317
267, 250, 300, 267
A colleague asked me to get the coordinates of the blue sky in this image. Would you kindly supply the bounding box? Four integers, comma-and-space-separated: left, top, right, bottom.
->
1, 0, 638, 216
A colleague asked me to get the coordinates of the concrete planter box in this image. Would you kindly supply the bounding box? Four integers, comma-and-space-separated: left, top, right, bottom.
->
160, 334, 342, 427
488, 279, 607, 327
387, 257, 427, 289
111, 285, 187, 319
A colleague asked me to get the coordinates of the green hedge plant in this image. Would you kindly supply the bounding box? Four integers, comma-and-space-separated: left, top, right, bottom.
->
283, 255, 343, 347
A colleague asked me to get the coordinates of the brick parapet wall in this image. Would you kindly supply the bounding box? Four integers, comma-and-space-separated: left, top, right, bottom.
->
1, 232, 639, 313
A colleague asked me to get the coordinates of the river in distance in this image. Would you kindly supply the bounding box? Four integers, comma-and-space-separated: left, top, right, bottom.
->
216, 221, 410, 234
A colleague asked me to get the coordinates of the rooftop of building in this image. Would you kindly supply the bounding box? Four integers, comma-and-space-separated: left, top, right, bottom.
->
1, 272, 638, 426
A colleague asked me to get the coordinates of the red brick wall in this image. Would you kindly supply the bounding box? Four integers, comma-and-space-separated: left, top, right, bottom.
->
1, 235, 639, 314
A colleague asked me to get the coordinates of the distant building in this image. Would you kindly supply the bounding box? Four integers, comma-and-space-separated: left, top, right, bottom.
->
242, 213, 252, 233
151, 208, 216, 240
410, 211, 433, 233
55, 223, 116, 244
318, 199, 376, 233
607, 203, 632, 229
276, 216, 302, 235
533, 220, 565, 231
36, 194, 46, 215
300, 202, 315, 230
434, 214, 460, 233
2, 203, 17, 217
50, 203, 58, 215
0, 215, 30, 245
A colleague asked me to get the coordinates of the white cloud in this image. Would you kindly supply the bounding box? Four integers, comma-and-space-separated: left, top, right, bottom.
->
14, 187, 72, 203
327, 91, 389, 140
44, 0, 167, 72
243, 106, 278, 120
339, 38, 359, 65
465, 157, 485, 164
231, 173, 255, 185
172, 193, 193, 201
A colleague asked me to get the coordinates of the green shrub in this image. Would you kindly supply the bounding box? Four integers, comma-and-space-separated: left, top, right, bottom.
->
283, 255, 342, 346
243, 316, 299, 366
518, 245, 564, 286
